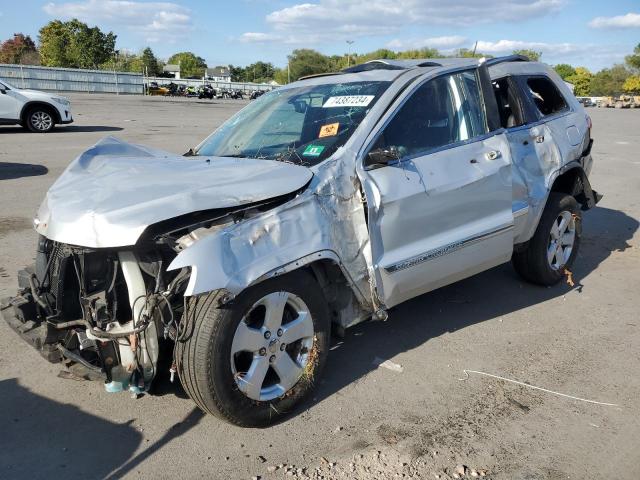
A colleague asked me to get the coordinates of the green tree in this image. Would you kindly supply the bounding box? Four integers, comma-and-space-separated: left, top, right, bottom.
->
590, 64, 631, 96
0, 33, 39, 64
513, 49, 542, 61
623, 75, 640, 94
625, 43, 640, 72
243, 61, 275, 83
554, 63, 576, 80
167, 51, 207, 78
39, 19, 116, 69
566, 67, 592, 96
452, 48, 491, 58
141, 47, 160, 76
228, 64, 244, 82
286, 49, 332, 81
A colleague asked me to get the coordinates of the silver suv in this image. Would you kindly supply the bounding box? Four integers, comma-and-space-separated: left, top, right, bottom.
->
1, 55, 599, 426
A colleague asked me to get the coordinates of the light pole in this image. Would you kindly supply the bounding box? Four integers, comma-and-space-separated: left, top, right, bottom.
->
346, 40, 355, 67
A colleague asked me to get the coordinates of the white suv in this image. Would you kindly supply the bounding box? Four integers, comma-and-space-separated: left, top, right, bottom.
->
0, 79, 73, 132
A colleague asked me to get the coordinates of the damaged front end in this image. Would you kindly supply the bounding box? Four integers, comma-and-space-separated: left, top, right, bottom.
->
1, 235, 187, 393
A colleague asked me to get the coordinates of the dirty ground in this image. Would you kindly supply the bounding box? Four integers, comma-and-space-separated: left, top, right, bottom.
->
0, 95, 638, 479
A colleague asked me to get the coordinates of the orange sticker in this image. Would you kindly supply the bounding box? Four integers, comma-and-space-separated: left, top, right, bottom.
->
318, 122, 339, 138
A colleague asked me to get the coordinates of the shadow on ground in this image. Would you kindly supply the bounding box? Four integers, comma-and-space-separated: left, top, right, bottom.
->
0, 125, 123, 134
0, 162, 48, 180
306, 205, 638, 413
0, 378, 203, 480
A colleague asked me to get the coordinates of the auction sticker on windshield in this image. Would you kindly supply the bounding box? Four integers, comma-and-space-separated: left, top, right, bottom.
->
303, 145, 325, 157
323, 95, 374, 108
319, 122, 339, 138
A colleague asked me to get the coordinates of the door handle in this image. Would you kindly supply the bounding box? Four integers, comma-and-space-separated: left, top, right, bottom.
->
535, 135, 545, 143
485, 150, 501, 161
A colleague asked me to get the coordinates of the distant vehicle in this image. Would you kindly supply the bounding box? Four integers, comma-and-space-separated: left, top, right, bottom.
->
147, 82, 169, 96
615, 95, 634, 109
250, 89, 266, 100
0, 79, 73, 132
597, 96, 614, 108
577, 97, 593, 107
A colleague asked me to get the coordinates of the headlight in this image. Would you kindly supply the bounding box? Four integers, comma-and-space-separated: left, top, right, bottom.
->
51, 96, 70, 106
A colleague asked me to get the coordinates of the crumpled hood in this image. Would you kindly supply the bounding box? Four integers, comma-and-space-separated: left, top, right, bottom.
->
35, 137, 313, 248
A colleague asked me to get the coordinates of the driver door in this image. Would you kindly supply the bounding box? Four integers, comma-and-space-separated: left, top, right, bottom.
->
0, 82, 20, 120
362, 70, 513, 308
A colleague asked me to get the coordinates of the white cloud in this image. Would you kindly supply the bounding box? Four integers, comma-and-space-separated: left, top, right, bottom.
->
589, 12, 640, 29
239, 32, 283, 43
475, 39, 582, 55
268, 0, 563, 29
242, 0, 566, 45
43, 0, 192, 43
386, 36, 468, 51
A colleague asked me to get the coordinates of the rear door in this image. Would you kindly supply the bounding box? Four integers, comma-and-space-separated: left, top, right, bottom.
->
361, 69, 513, 308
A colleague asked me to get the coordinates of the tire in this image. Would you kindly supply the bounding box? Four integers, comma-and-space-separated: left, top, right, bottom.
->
512, 193, 581, 286
25, 106, 55, 133
175, 270, 330, 427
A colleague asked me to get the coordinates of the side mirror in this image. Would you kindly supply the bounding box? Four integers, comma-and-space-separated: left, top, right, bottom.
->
365, 146, 400, 169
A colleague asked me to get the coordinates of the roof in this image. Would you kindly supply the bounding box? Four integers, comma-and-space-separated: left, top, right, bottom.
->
289, 55, 536, 89
163, 64, 180, 72
206, 66, 230, 76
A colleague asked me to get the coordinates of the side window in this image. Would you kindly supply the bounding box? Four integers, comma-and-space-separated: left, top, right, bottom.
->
372, 71, 488, 160
525, 76, 568, 117
492, 77, 525, 129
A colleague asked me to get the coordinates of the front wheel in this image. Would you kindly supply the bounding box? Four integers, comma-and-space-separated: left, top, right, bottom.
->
512, 193, 581, 286
175, 270, 330, 427
25, 107, 55, 133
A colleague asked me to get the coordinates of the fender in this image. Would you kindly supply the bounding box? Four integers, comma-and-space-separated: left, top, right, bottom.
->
20, 101, 62, 124
167, 158, 375, 312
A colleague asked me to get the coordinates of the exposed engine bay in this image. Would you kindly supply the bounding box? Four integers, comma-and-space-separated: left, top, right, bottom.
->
2, 197, 293, 394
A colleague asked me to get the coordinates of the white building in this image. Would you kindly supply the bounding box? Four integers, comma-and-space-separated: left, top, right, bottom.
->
205, 66, 231, 82
163, 64, 180, 79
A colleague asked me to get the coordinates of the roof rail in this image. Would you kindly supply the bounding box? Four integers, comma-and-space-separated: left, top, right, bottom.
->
341, 60, 406, 74
485, 54, 530, 67
297, 71, 343, 81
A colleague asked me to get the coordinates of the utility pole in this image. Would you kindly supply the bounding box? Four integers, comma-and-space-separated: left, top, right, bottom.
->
287, 60, 290, 84
346, 40, 355, 67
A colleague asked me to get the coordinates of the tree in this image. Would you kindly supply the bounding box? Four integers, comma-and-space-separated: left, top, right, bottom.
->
452, 48, 491, 59
39, 19, 116, 69
286, 49, 332, 81
243, 61, 275, 83
566, 67, 592, 96
228, 64, 245, 82
625, 43, 640, 72
141, 47, 160, 76
590, 64, 632, 96
0, 33, 39, 65
554, 63, 576, 80
167, 52, 206, 78
513, 49, 542, 61
623, 75, 640, 94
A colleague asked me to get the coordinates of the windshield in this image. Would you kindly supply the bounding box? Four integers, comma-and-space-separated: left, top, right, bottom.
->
195, 81, 390, 166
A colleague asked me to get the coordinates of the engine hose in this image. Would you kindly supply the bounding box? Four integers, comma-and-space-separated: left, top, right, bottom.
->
28, 275, 51, 313
49, 318, 151, 339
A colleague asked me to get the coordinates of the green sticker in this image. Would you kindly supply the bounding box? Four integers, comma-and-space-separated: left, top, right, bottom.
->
302, 145, 325, 157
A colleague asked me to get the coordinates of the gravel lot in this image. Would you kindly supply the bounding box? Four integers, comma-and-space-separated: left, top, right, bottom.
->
0, 95, 638, 480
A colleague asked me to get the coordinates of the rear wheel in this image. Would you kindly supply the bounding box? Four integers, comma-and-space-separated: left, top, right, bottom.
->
25, 107, 55, 133
512, 193, 581, 286
176, 270, 330, 427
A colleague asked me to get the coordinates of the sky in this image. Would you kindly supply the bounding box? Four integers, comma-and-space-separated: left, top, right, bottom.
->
0, 0, 638, 71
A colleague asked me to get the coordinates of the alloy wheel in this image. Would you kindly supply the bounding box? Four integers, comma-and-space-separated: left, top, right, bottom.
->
547, 210, 576, 270
31, 111, 53, 131
230, 291, 315, 401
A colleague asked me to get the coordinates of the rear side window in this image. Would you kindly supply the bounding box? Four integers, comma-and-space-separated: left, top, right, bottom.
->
372, 70, 488, 160
526, 77, 568, 117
